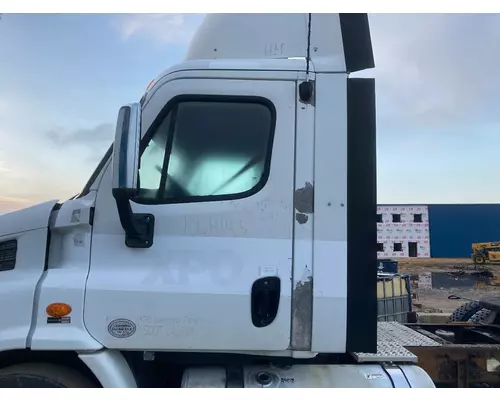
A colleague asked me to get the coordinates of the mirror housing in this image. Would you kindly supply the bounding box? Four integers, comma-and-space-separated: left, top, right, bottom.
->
111, 103, 155, 248
112, 103, 140, 194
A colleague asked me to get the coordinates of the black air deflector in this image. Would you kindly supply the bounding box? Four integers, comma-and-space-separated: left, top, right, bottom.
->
0, 240, 17, 271
339, 14, 375, 73
346, 78, 377, 353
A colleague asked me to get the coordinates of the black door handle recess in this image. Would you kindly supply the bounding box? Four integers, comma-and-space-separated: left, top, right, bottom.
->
251, 277, 281, 328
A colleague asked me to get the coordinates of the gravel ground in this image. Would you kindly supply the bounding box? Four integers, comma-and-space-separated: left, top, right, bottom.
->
394, 258, 500, 314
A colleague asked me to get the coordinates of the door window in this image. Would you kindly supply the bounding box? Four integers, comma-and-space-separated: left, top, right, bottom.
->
136, 97, 275, 203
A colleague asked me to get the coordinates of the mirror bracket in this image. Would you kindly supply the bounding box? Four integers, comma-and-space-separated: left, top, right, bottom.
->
113, 189, 155, 248
125, 213, 155, 248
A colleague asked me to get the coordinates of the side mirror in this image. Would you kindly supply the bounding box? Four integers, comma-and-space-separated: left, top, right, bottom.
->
111, 103, 155, 249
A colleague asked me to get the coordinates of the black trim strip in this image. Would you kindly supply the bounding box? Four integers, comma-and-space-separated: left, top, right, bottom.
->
77, 144, 113, 198
339, 14, 375, 73
346, 77, 377, 353
117, 106, 131, 189
158, 103, 179, 198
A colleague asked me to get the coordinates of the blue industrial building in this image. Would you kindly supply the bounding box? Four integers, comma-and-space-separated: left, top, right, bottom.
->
428, 204, 500, 258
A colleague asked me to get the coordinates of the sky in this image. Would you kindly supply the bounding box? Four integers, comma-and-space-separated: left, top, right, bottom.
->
1, 13, 500, 214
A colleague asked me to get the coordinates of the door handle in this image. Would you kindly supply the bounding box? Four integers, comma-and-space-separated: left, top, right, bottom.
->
251, 277, 281, 328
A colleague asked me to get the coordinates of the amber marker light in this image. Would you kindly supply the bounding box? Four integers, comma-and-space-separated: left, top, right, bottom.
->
46, 303, 72, 317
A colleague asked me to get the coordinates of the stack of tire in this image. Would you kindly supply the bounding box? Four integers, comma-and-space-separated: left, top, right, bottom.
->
448, 301, 499, 324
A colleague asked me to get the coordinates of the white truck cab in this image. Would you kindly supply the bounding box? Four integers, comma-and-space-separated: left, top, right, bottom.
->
0, 13, 435, 388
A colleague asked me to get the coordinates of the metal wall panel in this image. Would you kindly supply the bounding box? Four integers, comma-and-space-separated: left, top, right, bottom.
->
428, 204, 500, 258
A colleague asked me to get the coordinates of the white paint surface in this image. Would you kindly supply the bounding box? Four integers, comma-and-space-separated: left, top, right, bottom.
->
0, 200, 58, 351
185, 14, 345, 73
29, 192, 102, 350
0, 200, 58, 237
79, 350, 138, 388
85, 75, 297, 351
311, 73, 348, 352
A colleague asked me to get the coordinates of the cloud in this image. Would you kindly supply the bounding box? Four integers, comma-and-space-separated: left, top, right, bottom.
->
362, 13, 500, 129
46, 123, 113, 148
45, 123, 114, 166
114, 14, 203, 45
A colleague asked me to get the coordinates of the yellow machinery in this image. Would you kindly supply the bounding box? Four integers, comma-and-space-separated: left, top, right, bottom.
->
471, 241, 500, 265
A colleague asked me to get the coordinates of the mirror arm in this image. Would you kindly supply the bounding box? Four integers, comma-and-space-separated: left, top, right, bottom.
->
112, 188, 155, 249
113, 188, 141, 235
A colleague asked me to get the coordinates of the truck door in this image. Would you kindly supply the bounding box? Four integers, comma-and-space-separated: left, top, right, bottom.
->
84, 76, 296, 351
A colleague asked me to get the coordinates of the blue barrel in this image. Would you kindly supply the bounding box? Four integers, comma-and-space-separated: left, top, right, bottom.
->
377, 259, 398, 274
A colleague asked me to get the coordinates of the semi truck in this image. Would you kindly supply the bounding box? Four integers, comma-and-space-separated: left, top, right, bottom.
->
0, 13, 440, 388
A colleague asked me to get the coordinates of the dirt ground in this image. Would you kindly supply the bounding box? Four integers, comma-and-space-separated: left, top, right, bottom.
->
396, 258, 500, 314
398, 258, 476, 272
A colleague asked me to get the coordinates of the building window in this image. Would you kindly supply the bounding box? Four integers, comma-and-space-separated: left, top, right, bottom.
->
392, 214, 401, 223
413, 213, 423, 223
377, 243, 384, 252
376, 213, 382, 223
136, 96, 275, 203
393, 242, 402, 252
